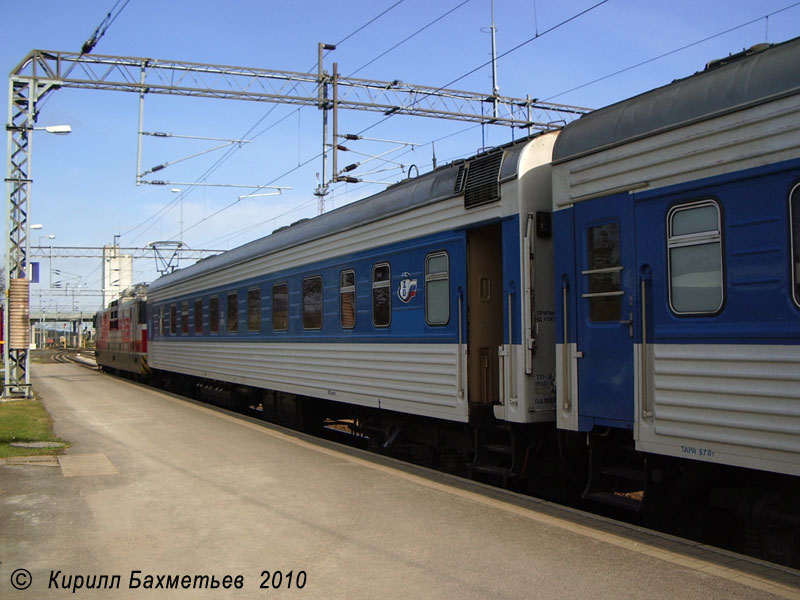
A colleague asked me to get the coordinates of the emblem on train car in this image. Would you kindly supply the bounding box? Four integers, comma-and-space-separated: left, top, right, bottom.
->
397, 272, 418, 303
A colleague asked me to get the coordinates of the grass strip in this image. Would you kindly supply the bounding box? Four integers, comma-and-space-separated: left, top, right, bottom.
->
0, 399, 70, 457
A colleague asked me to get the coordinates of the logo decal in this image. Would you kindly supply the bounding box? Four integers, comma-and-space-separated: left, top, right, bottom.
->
397, 272, 418, 303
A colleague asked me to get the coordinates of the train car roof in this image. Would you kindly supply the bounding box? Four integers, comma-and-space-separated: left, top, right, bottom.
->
553, 35, 800, 163
148, 134, 539, 293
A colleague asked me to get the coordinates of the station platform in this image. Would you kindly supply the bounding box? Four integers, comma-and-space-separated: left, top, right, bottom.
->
1, 362, 799, 599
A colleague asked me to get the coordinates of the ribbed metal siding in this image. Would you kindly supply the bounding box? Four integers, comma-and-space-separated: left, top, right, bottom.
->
553, 94, 800, 205
149, 341, 467, 421
641, 343, 800, 475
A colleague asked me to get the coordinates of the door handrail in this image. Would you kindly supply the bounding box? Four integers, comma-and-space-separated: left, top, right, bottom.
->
457, 289, 464, 399
641, 276, 653, 419
562, 282, 571, 411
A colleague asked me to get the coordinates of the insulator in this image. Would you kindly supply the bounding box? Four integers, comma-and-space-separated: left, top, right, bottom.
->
341, 177, 359, 184
336, 145, 349, 151
344, 134, 360, 140
343, 163, 358, 172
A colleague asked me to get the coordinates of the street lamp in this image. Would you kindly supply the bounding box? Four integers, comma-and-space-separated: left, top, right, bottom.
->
32, 124, 72, 135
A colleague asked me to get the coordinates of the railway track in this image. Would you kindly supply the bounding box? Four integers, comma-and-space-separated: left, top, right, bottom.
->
53, 349, 98, 368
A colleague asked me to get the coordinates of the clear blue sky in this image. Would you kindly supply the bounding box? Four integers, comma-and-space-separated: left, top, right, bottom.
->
2, 0, 798, 311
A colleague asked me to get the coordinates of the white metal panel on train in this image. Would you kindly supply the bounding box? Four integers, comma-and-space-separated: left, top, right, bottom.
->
636, 343, 800, 477
496, 134, 559, 423
149, 341, 468, 422
555, 343, 581, 431
552, 94, 800, 208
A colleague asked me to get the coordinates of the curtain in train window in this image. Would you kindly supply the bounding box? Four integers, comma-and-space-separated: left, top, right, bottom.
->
340, 270, 356, 329
303, 277, 323, 330
209, 296, 219, 333
667, 201, 723, 314
272, 283, 289, 331
170, 304, 177, 335
792, 184, 800, 307
247, 288, 261, 331
425, 252, 449, 325
585, 223, 622, 322
181, 301, 189, 334
372, 263, 391, 327
194, 299, 203, 334
227, 292, 238, 333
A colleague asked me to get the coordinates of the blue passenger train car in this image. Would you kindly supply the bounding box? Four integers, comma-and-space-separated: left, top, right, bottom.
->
146, 133, 558, 427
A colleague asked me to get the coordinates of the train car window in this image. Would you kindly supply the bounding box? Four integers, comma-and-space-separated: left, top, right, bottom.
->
372, 263, 391, 327
303, 276, 323, 330
181, 301, 189, 334
194, 299, 203, 334
170, 304, 177, 335
159, 306, 164, 337
272, 283, 289, 331
667, 200, 723, 314
248, 288, 261, 331
340, 270, 356, 329
138, 301, 147, 325
227, 292, 239, 333
425, 252, 450, 325
585, 223, 622, 321
792, 184, 800, 307
209, 296, 220, 333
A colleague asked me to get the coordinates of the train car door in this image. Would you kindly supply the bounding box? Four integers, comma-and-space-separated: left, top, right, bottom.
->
467, 223, 503, 407
573, 194, 637, 428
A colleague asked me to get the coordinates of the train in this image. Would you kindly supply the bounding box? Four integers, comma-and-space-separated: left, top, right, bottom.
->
95, 36, 800, 565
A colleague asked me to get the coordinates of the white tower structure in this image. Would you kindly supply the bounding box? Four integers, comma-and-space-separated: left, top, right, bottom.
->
102, 244, 133, 306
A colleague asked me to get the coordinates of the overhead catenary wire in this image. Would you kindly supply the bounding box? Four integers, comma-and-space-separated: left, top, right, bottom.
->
334, 0, 408, 46
543, 1, 800, 101
346, 0, 474, 78
355, 0, 611, 137
81, 0, 131, 54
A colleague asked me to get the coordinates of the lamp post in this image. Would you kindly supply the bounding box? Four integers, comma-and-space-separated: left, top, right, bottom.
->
3, 122, 71, 397
39, 234, 56, 287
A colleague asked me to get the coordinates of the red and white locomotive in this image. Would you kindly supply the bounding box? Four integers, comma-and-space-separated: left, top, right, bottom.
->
94, 284, 149, 376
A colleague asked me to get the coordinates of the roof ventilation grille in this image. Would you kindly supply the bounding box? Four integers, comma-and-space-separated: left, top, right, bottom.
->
464, 151, 503, 209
